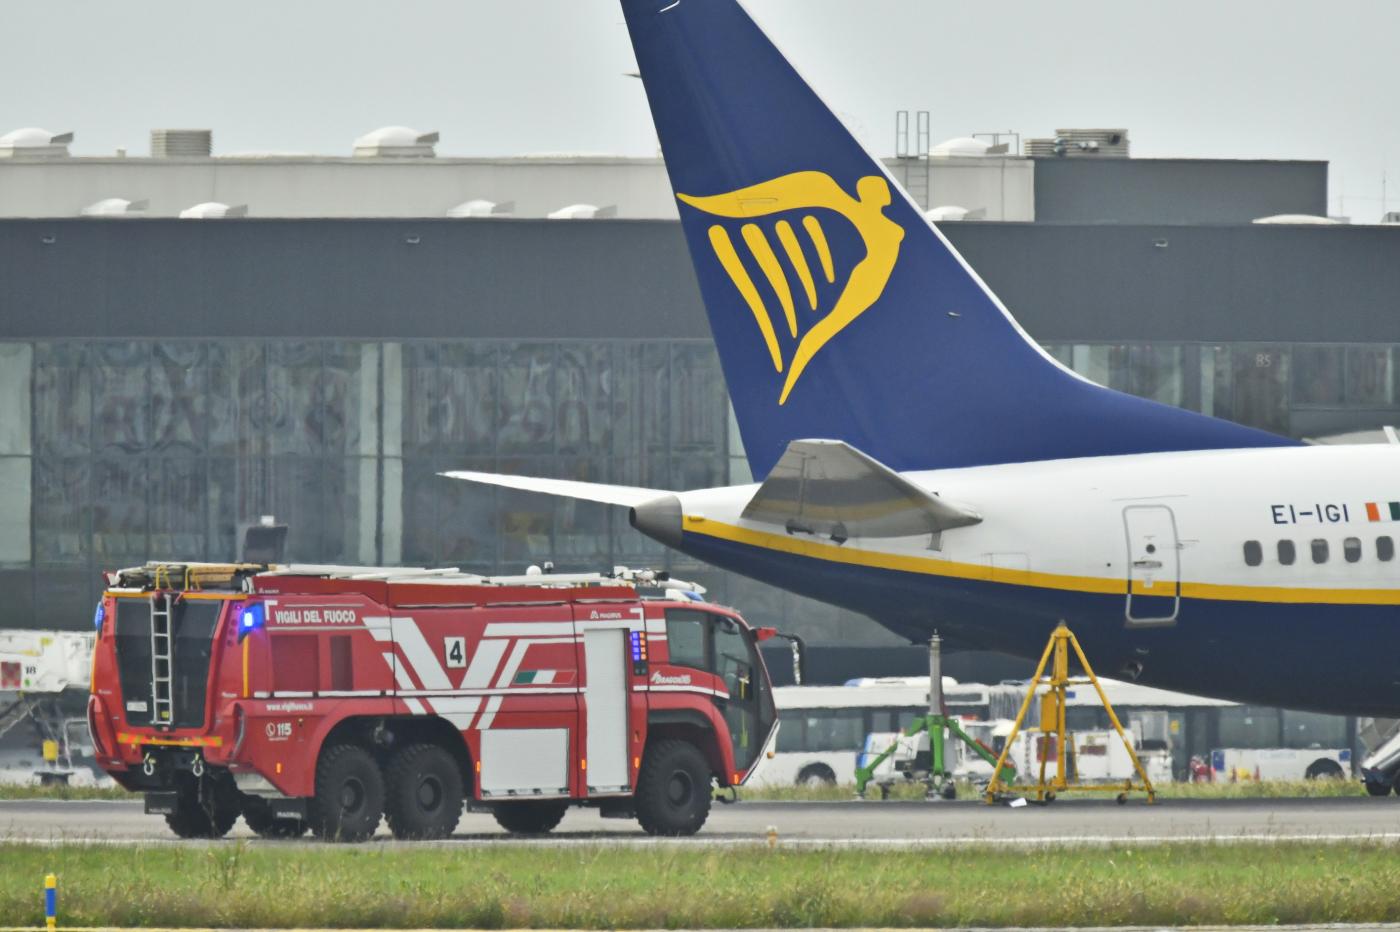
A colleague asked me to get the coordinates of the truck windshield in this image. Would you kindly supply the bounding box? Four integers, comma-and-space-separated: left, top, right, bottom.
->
664, 609, 776, 774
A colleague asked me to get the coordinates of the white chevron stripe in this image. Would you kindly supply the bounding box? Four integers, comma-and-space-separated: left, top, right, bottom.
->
461, 639, 509, 689
390, 617, 452, 690
476, 695, 504, 730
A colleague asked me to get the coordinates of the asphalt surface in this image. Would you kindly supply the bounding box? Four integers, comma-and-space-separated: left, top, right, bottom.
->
4, 795, 1400, 846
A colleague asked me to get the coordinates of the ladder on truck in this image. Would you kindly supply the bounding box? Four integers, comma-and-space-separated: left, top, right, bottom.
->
150, 592, 174, 724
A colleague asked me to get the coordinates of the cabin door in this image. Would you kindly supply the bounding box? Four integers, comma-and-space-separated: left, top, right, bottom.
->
1123, 505, 1180, 625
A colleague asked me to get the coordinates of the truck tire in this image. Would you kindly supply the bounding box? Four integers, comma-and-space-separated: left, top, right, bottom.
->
242, 798, 308, 839
165, 776, 240, 839
492, 800, 569, 835
635, 739, 712, 836
1364, 774, 1395, 797
385, 743, 464, 840
311, 744, 385, 842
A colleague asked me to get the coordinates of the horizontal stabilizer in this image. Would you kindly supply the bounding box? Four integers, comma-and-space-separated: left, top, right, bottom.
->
440, 470, 666, 508
741, 440, 981, 541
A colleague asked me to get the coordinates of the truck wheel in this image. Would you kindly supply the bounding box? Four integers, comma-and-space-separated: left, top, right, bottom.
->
492, 800, 569, 835
385, 743, 464, 840
796, 763, 837, 787
243, 799, 308, 839
1364, 776, 1395, 797
165, 775, 239, 839
311, 744, 385, 842
635, 739, 712, 836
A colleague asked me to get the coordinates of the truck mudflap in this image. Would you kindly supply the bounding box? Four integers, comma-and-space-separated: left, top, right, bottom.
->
144, 791, 179, 815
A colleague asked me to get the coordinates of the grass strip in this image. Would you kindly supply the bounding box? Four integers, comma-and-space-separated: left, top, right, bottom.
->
3, 839, 1399, 928
0, 783, 129, 801
742, 776, 1366, 801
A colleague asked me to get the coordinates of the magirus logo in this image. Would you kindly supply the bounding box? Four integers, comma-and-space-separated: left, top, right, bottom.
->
651, 671, 692, 686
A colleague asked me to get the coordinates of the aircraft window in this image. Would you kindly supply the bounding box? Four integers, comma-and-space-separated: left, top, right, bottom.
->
1379, 536, 1395, 562
1311, 539, 1329, 564
1277, 540, 1296, 566
1242, 541, 1262, 567
1343, 537, 1362, 563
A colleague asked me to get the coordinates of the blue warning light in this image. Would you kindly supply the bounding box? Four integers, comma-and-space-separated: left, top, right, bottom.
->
238, 602, 265, 638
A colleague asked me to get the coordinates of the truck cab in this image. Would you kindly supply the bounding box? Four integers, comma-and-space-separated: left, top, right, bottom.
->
89, 562, 780, 840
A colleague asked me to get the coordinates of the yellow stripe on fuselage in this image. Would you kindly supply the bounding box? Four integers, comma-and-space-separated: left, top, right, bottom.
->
682, 516, 1400, 607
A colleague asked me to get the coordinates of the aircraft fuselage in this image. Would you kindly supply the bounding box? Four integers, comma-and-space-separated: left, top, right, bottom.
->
636, 444, 1400, 716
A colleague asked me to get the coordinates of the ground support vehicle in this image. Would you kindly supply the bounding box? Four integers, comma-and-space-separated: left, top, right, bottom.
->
1210, 746, 1349, 782
2, 629, 96, 784
854, 636, 1014, 800
89, 562, 780, 840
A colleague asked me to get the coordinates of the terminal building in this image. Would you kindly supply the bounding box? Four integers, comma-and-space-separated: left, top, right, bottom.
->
1, 124, 1398, 695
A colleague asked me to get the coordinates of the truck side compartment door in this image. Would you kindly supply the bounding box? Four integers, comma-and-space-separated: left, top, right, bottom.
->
573, 604, 641, 796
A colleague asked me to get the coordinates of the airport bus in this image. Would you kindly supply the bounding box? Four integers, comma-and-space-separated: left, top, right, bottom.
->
1057, 681, 1356, 781
752, 678, 1010, 787
754, 677, 1356, 786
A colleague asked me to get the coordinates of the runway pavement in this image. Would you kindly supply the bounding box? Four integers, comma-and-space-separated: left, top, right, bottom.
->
4, 795, 1400, 846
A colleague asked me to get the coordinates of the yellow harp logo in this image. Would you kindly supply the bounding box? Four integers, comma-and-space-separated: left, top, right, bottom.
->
677, 171, 904, 404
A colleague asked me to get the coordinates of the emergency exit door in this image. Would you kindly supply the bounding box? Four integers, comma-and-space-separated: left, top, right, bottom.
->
1123, 505, 1180, 625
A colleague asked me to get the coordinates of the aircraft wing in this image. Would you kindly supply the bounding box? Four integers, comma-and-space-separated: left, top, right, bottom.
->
439, 470, 667, 508
741, 440, 981, 541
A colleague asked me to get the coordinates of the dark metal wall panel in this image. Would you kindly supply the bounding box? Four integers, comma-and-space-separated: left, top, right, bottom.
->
1033, 159, 1329, 225
0, 219, 710, 341
947, 223, 1400, 344
2, 217, 1396, 345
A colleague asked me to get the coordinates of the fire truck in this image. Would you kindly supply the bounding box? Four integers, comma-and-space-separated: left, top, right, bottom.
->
88, 562, 784, 840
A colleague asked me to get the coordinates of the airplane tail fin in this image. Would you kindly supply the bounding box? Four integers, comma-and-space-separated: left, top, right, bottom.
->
621, 0, 1295, 476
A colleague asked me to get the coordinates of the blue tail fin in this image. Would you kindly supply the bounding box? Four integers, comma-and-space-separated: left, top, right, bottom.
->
621, 0, 1295, 477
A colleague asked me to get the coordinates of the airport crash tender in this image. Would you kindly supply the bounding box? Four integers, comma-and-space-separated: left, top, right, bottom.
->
88, 562, 780, 839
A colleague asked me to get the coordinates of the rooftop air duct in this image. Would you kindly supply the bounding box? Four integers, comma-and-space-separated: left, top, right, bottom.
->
151, 129, 212, 158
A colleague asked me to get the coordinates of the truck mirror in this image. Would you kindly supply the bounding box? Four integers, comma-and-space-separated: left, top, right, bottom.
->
770, 632, 807, 686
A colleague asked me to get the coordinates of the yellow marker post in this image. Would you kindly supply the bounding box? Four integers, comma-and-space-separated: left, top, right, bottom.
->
44, 873, 57, 931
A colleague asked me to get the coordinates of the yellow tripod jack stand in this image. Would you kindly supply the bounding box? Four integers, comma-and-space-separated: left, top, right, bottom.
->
984, 623, 1156, 805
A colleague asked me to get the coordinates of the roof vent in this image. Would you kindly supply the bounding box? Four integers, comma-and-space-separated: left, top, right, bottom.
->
547, 203, 617, 220
353, 126, 438, 158
929, 137, 990, 159
924, 205, 985, 222
79, 198, 148, 218
151, 129, 212, 158
1252, 213, 1344, 225
446, 199, 515, 218
0, 128, 73, 159
1026, 128, 1129, 158
179, 201, 248, 219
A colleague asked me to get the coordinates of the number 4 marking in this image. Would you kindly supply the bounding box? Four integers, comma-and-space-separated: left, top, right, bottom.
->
444, 637, 467, 669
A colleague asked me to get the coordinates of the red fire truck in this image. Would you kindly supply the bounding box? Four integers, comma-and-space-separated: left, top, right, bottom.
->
88, 562, 786, 840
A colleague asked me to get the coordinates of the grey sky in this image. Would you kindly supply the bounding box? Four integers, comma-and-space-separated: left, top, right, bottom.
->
5, 0, 1397, 220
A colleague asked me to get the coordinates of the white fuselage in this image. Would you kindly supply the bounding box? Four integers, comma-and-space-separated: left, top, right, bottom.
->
668, 444, 1400, 715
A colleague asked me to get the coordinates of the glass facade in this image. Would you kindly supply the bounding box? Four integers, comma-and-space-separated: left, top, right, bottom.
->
4, 339, 1400, 640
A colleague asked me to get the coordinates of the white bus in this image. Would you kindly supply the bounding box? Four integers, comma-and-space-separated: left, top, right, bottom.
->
1057, 680, 1355, 781
754, 676, 1356, 787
